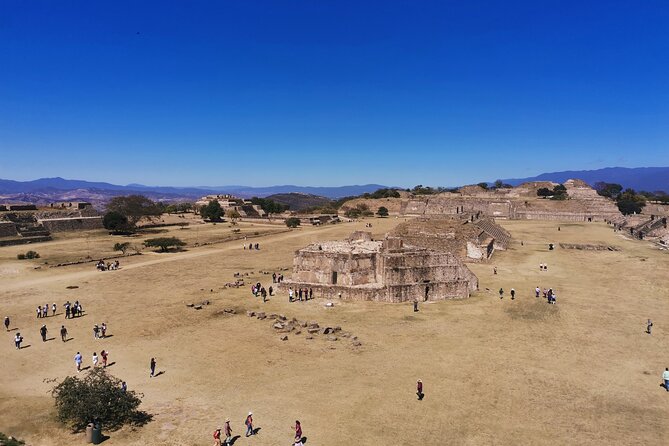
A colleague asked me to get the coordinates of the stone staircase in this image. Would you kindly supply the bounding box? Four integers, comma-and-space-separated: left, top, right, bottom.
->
475, 218, 512, 248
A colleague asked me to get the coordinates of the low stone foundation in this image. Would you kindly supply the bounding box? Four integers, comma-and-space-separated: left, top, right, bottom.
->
39, 216, 103, 232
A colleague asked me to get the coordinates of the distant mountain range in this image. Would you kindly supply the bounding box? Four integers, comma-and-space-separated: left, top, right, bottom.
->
0, 177, 389, 206
500, 167, 669, 192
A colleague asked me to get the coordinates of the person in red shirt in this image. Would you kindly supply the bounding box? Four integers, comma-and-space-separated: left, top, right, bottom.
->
213, 427, 222, 446
245, 412, 253, 437
417, 379, 424, 400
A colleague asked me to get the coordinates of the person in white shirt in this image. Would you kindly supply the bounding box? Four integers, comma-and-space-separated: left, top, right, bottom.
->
663, 368, 669, 392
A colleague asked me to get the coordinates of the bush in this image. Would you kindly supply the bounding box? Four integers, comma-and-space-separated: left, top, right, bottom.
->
285, 217, 301, 228
377, 206, 389, 217
17, 251, 39, 260
51, 368, 151, 432
0, 433, 24, 446
344, 208, 362, 218
143, 237, 186, 252
200, 200, 223, 221
113, 242, 130, 255
103, 211, 130, 233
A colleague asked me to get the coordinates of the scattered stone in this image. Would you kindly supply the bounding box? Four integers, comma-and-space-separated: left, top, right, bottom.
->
308, 322, 319, 329
194, 305, 203, 310
306, 336, 313, 340
352, 340, 362, 347
326, 336, 338, 341
66, 285, 79, 289
273, 322, 285, 330
247, 311, 256, 317
201, 300, 210, 305
307, 327, 320, 334
281, 335, 288, 341
340, 332, 351, 338
295, 330, 302, 335
223, 308, 236, 314
278, 314, 287, 321
322, 327, 334, 335
256, 312, 266, 319
186, 303, 195, 308
334, 326, 341, 332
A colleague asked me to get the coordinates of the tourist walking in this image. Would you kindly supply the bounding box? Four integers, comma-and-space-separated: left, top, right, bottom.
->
4, 316, 10, 331
101, 350, 108, 368
293, 420, 303, 445
663, 368, 669, 392
92, 352, 99, 367
224, 419, 232, 445
413, 299, 419, 312
14, 333, 23, 350
101, 322, 107, 338
150, 357, 156, 377
40, 324, 48, 342
499, 288, 504, 299
647, 319, 653, 335
309, 288, 313, 300
74, 352, 83, 372
93, 324, 100, 339
535, 286, 540, 298
60, 325, 68, 342
213, 427, 222, 446
417, 379, 424, 400
52, 303, 57, 316
510, 288, 516, 300
121, 381, 127, 392
245, 412, 254, 437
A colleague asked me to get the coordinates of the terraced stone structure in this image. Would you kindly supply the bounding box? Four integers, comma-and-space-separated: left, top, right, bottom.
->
285, 231, 478, 302
391, 216, 511, 262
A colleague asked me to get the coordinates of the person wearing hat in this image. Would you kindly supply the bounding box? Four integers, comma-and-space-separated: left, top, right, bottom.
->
212, 427, 222, 446
417, 379, 424, 400
224, 419, 232, 445
245, 412, 254, 437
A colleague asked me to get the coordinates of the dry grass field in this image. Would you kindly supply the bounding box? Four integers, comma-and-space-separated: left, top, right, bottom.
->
1, 217, 668, 445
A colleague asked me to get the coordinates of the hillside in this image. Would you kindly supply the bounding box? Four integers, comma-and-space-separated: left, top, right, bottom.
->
500, 167, 669, 193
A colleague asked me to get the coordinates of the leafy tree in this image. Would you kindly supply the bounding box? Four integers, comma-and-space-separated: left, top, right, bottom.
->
226, 209, 241, 220
594, 182, 623, 199
356, 203, 370, 212
537, 187, 552, 197
106, 195, 162, 228
164, 204, 178, 214
493, 179, 504, 189
176, 202, 193, 213
377, 206, 389, 217
113, 242, 130, 255
477, 182, 489, 190
51, 368, 151, 432
103, 211, 130, 232
285, 217, 301, 228
144, 237, 186, 252
200, 200, 223, 221
363, 188, 401, 199
617, 188, 646, 215
344, 208, 362, 218
550, 184, 568, 200
251, 197, 289, 214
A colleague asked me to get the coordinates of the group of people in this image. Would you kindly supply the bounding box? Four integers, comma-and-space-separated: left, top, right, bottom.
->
96, 259, 120, 271
535, 286, 557, 304
271, 272, 285, 283
288, 287, 313, 302
93, 323, 108, 339
64, 300, 84, 318
250, 282, 272, 301
36, 303, 57, 318
212, 416, 304, 446
244, 243, 261, 250
539, 263, 549, 271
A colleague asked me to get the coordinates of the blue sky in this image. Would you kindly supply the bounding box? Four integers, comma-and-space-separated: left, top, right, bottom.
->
0, 1, 667, 187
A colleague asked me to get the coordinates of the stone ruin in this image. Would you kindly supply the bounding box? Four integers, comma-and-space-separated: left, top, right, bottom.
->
283, 231, 478, 302
390, 215, 511, 262
340, 179, 623, 222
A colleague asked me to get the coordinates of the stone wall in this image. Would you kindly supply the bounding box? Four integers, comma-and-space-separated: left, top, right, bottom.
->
0, 221, 18, 238
39, 217, 104, 232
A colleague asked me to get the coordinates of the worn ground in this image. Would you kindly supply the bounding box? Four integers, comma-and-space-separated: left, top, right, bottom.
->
1, 217, 668, 445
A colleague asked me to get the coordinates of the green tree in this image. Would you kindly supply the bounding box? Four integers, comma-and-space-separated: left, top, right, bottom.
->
537, 187, 552, 197
144, 237, 186, 252
493, 179, 504, 189
113, 242, 131, 255
617, 188, 646, 215
285, 217, 301, 228
0, 433, 25, 446
477, 182, 489, 190
51, 368, 151, 432
251, 197, 289, 214
594, 182, 623, 199
377, 206, 389, 217
200, 200, 223, 221
106, 195, 162, 228
550, 184, 568, 200
344, 208, 362, 218
103, 211, 130, 232
226, 209, 241, 220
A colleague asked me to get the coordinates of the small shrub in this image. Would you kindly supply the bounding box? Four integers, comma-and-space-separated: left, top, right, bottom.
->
17, 253, 26, 260
0, 432, 25, 446
143, 237, 186, 252
25, 251, 40, 259
285, 217, 301, 228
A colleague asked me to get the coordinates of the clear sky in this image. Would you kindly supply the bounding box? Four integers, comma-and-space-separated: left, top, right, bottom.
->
1, 1, 667, 187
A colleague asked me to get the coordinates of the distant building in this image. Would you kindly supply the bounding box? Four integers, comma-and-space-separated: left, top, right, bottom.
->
195, 194, 266, 218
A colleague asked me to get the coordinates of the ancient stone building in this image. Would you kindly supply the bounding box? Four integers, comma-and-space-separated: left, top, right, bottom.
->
390, 216, 511, 262
284, 231, 478, 302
